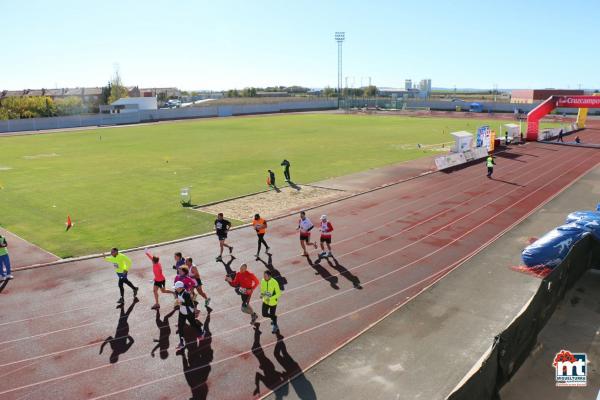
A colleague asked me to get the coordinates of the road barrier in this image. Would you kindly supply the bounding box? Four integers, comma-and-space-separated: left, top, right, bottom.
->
447, 234, 600, 400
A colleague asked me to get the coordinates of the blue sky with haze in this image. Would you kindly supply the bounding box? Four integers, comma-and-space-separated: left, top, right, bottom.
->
1, 0, 597, 90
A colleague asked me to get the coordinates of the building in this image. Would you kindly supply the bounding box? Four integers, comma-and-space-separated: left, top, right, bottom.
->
404, 79, 413, 90
418, 79, 432, 95
510, 89, 584, 104
99, 97, 158, 114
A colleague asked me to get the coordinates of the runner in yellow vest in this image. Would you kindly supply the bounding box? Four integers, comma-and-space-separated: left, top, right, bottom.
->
260, 270, 281, 333
104, 248, 138, 304
486, 155, 496, 178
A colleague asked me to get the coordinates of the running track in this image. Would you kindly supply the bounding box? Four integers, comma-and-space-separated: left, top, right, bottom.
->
0, 142, 599, 400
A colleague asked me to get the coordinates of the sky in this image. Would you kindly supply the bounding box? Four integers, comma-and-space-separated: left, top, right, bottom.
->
1, 0, 599, 91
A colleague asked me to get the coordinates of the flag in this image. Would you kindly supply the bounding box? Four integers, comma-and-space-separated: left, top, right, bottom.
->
66, 215, 73, 231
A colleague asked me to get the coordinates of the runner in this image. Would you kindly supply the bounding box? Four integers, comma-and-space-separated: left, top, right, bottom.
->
260, 270, 281, 334
0, 234, 12, 280
172, 252, 185, 271
225, 263, 260, 325
215, 213, 233, 261
186, 257, 211, 307
174, 281, 205, 351
104, 248, 138, 304
296, 211, 318, 257
486, 154, 496, 178
145, 249, 171, 310
318, 215, 334, 258
174, 266, 198, 313
253, 213, 270, 260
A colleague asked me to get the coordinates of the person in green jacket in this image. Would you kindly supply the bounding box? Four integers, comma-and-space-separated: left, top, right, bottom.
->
0, 234, 12, 280
486, 154, 496, 178
260, 270, 281, 333
104, 248, 138, 304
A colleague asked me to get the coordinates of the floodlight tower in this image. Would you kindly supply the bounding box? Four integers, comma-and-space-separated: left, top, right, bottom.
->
335, 32, 345, 108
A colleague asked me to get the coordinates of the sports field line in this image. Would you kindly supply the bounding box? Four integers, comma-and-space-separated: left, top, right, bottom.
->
4, 146, 591, 398
0, 148, 583, 368
0, 146, 567, 348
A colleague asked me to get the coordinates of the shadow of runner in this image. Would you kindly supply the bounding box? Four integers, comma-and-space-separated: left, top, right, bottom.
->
252, 325, 287, 397
273, 333, 317, 400
99, 298, 138, 363
257, 254, 288, 291
181, 311, 214, 400
151, 308, 176, 359
306, 255, 339, 290
325, 256, 362, 289
0, 279, 8, 293
287, 181, 302, 191
219, 257, 237, 279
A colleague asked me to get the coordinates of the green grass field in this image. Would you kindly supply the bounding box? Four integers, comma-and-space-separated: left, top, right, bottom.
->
0, 114, 551, 257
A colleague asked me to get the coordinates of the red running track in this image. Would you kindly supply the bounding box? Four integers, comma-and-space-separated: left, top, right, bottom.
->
0, 143, 598, 400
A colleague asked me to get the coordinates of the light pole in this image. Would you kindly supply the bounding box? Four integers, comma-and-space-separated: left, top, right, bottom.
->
335, 32, 345, 108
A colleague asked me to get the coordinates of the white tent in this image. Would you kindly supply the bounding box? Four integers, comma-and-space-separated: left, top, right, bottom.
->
503, 124, 520, 141
450, 131, 474, 153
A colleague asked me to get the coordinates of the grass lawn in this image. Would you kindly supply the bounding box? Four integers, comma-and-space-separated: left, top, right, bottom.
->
0, 114, 555, 257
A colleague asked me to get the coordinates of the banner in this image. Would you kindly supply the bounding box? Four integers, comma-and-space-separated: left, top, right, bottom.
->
556, 96, 600, 108
435, 152, 467, 170
490, 130, 496, 152
477, 125, 492, 150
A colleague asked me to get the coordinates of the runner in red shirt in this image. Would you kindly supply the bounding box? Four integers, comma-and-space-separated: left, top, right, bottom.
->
144, 249, 171, 310
319, 215, 334, 258
225, 263, 260, 325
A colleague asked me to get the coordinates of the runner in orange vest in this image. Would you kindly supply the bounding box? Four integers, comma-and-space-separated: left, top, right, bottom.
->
252, 213, 271, 260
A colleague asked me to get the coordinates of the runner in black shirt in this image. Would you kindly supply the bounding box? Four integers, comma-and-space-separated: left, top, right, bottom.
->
215, 213, 233, 261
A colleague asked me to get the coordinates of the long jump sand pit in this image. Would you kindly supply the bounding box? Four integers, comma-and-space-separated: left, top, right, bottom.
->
195, 184, 350, 222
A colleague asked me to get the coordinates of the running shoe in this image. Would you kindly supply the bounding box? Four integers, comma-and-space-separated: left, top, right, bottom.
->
6, 275, 13, 279
215, 255, 222, 262
176, 343, 185, 351
229, 246, 234, 254
251, 313, 258, 325
319, 252, 327, 257
327, 251, 332, 257
117, 297, 125, 304
205, 298, 211, 307
151, 304, 160, 310
272, 324, 279, 334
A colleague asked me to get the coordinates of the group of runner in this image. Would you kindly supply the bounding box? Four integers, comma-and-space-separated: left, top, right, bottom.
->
103, 210, 334, 351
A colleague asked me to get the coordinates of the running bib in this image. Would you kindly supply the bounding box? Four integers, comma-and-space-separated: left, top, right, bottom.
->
238, 287, 248, 295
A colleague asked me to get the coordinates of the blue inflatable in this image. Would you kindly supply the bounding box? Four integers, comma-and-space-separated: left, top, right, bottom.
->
522, 207, 600, 268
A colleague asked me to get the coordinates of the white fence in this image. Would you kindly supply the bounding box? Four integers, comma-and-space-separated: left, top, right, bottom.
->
0, 100, 337, 134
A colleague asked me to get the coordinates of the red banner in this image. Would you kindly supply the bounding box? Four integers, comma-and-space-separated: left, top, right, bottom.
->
555, 96, 600, 108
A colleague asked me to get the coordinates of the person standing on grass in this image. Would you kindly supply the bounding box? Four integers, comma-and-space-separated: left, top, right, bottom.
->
144, 249, 171, 310
186, 257, 211, 307
260, 270, 281, 334
215, 213, 233, 262
172, 252, 185, 272
486, 154, 496, 178
253, 214, 271, 260
267, 170, 276, 189
297, 211, 317, 257
281, 159, 291, 182
174, 281, 205, 352
0, 234, 12, 280
104, 248, 138, 304
226, 263, 260, 325
318, 215, 334, 258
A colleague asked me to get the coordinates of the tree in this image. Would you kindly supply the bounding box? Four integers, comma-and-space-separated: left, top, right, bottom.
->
55, 97, 85, 116
323, 86, 335, 97
364, 85, 378, 97
108, 68, 128, 104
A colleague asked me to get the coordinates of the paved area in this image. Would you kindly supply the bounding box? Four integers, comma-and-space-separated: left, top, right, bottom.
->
0, 143, 598, 400
268, 155, 600, 400
0, 227, 59, 269
500, 269, 600, 400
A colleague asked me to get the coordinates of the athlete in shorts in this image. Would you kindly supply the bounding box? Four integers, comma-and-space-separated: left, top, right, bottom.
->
297, 211, 317, 257
215, 213, 233, 261
252, 214, 271, 259
145, 249, 171, 310
225, 263, 260, 325
186, 257, 211, 307
174, 281, 205, 351
318, 215, 334, 257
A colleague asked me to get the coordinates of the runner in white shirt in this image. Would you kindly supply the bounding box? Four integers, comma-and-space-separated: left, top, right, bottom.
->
319, 215, 334, 257
296, 211, 318, 257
